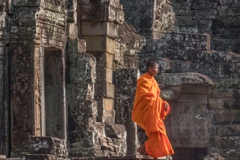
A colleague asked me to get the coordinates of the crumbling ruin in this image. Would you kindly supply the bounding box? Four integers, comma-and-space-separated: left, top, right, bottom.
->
0, 0, 239, 160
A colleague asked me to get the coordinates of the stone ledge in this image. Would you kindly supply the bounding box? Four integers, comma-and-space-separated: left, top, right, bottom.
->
0, 155, 169, 160
72, 155, 167, 160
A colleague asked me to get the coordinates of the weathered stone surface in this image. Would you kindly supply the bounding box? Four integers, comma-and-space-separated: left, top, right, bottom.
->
29, 137, 68, 157
12, 0, 40, 6
156, 72, 216, 87
22, 154, 57, 160
193, 10, 218, 20
105, 123, 126, 139
114, 69, 139, 155
10, 45, 35, 156
203, 153, 225, 160
82, 21, 118, 38
81, 2, 124, 24
96, 97, 115, 123
84, 36, 116, 54
156, 33, 210, 59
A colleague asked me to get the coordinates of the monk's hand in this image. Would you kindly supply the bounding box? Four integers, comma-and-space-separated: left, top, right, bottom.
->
164, 103, 168, 110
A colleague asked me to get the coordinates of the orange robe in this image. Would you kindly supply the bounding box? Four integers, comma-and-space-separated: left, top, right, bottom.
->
132, 73, 174, 158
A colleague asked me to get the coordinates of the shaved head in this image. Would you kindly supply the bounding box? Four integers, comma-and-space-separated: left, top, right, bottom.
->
147, 59, 157, 71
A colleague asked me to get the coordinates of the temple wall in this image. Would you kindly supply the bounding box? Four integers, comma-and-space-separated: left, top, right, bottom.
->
0, 0, 239, 159
118, 0, 240, 159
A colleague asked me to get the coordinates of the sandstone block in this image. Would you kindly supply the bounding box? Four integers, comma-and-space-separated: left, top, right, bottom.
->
78, 39, 86, 54
95, 67, 113, 83
96, 97, 115, 123
211, 88, 240, 99
84, 36, 116, 54
82, 21, 118, 38
176, 16, 198, 33
102, 98, 115, 122
156, 73, 215, 87
123, 56, 139, 69
208, 98, 228, 110
67, 23, 78, 38
176, 94, 208, 104
95, 81, 115, 98
12, 0, 39, 6
103, 98, 114, 112
181, 86, 209, 95
212, 110, 240, 124
216, 124, 240, 136
67, 38, 78, 53
105, 123, 126, 139
81, 4, 124, 24
193, 10, 217, 20
191, 2, 218, 10
78, 100, 97, 117
74, 53, 96, 83
22, 154, 57, 160
156, 33, 210, 59
29, 137, 68, 157
92, 52, 114, 69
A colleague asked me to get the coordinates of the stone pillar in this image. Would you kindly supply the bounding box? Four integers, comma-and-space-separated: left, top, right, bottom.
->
115, 69, 139, 155
0, 12, 9, 156
80, 0, 124, 123
9, 7, 37, 156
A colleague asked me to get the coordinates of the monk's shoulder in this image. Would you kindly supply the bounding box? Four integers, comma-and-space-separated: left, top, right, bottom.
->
137, 74, 151, 86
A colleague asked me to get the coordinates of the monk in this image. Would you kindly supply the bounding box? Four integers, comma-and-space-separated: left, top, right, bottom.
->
132, 59, 174, 159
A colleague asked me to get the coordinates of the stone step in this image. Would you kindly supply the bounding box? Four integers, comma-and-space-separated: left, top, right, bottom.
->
0, 155, 171, 160
72, 155, 170, 160
0, 155, 20, 160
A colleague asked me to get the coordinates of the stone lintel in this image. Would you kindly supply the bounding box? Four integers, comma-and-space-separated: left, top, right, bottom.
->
83, 36, 116, 54
156, 72, 216, 87
82, 21, 118, 39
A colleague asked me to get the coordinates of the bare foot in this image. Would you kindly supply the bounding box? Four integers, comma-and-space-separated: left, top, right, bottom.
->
137, 144, 148, 155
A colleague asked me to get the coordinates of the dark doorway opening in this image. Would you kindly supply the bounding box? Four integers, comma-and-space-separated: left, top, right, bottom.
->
172, 147, 208, 160
44, 48, 65, 139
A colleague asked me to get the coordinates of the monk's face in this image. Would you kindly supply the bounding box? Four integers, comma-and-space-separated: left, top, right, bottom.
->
148, 64, 159, 76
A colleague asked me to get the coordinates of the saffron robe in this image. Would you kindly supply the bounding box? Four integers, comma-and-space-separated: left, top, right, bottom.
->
132, 73, 174, 158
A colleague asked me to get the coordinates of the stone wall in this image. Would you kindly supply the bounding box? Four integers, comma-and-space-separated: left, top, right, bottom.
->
172, 0, 240, 53
1, 0, 240, 159
121, 0, 240, 53
118, 0, 240, 159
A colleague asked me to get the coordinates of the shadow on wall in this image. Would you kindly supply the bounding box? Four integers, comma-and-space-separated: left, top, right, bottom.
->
117, 0, 240, 160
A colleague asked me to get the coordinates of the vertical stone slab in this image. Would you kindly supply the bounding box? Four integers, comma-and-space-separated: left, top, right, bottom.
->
0, 12, 9, 155
115, 69, 139, 155
66, 43, 103, 156
9, 45, 35, 157
0, 46, 5, 155
9, 8, 38, 157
